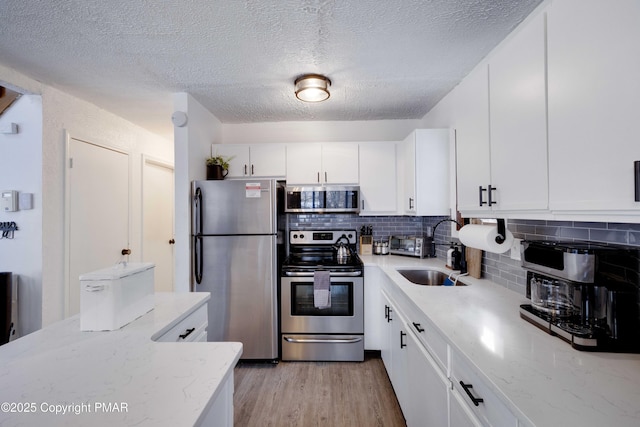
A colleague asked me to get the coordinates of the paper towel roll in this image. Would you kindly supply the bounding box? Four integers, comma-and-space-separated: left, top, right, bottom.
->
458, 224, 513, 254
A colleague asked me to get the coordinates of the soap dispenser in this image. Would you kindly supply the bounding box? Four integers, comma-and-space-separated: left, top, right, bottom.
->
446, 245, 455, 269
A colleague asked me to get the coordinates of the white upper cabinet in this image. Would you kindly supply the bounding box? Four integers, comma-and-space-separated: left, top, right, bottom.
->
359, 142, 398, 215
547, 0, 640, 213
286, 142, 359, 185
489, 10, 548, 211
401, 129, 450, 216
453, 65, 492, 213
455, 9, 547, 216
212, 144, 286, 178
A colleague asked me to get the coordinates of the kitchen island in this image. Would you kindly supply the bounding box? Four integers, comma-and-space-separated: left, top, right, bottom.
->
0, 292, 242, 427
362, 254, 640, 427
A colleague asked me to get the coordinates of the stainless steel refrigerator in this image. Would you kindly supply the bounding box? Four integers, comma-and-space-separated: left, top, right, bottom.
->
192, 179, 279, 360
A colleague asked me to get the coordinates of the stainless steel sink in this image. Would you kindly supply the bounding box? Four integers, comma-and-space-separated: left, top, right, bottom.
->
397, 269, 467, 286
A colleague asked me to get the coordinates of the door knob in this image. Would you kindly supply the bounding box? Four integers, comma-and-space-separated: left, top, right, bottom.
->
169, 239, 175, 245
121, 248, 131, 255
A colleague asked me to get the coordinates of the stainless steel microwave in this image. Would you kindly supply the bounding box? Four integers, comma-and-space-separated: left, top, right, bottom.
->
285, 186, 360, 213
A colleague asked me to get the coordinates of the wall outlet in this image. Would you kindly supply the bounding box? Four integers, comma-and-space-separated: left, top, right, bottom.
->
510, 238, 523, 261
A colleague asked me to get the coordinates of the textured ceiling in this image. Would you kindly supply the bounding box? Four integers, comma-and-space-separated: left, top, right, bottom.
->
0, 0, 542, 137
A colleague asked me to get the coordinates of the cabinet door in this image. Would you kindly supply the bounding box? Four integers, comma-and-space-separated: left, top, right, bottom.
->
406, 327, 450, 427
359, 142, 398, 215
212, 144, 250, 178
547, 0, 640, 211
402, 132, 417, 214
390, 303, 410, 418
489, 10, 548, 211
249, 144, 286, 177
454, 65, 492, 213
450, 388, 483, 427
414, 129, 451, 216
286, 143, 323, 184
380, 291, 394, 378
322, 143, 359, 184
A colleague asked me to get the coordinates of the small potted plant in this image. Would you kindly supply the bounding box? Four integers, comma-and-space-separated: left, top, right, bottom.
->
206, 155, 233, 180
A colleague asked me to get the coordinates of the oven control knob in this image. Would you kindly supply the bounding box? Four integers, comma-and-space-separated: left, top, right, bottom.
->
299, 234, 305, 239
293, 234, 298, 239
348, 233, 353, 239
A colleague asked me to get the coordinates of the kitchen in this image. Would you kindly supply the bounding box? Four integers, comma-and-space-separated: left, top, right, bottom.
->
1, 0, 640, 426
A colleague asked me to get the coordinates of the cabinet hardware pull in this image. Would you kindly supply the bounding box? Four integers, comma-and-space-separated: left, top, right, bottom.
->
325, 171, 328, 182
384, 305, 389, 320
479, 186, 487, 206
409, 197, 414, 210
634, 160, 640, 202
460, 381, 484, 406
412, 322, 425, 333
244, 164, 247, 175
121, 248, 131, 255
179, 327, 196, 340
251, 164, 254, 175
400, 331, 407, 348
169, 239, 175, 244
488, 185, 497, 206
361, 200, 365, 210
387, 307, 393, 323
317, 172, 320, 183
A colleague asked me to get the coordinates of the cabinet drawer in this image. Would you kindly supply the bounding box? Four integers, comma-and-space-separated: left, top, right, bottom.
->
451, 351, 517, 427
155, 303, 208, 342
404, 303, 448, 372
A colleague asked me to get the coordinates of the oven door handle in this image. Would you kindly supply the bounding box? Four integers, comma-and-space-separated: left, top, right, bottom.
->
283, 271, 363, 277
283, 336, 363, 344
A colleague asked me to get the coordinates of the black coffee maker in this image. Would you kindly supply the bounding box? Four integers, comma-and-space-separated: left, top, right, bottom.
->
520, 240, 640, 352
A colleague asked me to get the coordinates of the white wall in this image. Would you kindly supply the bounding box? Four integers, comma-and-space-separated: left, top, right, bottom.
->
172, 93, 222, 291
221, 119, 423, 144
0, 64, 173, 334
0, 95, 43, 336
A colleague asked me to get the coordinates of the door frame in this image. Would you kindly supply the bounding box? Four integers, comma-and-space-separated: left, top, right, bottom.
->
63, 130, 132, 318
141, 154, 175, 290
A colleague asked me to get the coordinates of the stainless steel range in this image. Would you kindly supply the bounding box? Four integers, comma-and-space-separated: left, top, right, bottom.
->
280, 229, 364, 361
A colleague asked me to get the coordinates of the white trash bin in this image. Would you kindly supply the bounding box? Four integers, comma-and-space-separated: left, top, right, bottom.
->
80, 263, 155, 331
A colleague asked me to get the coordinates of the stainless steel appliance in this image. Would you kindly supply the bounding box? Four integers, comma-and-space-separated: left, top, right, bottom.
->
519, 240, 640, 352
284, 186, 359, 213
389, 235, 431, 258
192, 179, 281, 361
281, 229, 364, 361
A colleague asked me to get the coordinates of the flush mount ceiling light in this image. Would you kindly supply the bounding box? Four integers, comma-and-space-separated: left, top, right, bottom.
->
294, 74, 331, 102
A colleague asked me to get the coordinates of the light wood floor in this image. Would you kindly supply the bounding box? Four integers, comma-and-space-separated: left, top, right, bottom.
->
234, 353, 406, 427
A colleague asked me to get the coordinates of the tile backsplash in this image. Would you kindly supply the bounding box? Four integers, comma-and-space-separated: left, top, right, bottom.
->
481, 219, 640, 295
287, 214, 450, 241
287, 214, 640, 296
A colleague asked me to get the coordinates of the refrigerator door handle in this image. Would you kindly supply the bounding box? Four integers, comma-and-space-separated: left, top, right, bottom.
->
194, 235, 203, 284
194, 187, 203, 236
194, 187, 203, 284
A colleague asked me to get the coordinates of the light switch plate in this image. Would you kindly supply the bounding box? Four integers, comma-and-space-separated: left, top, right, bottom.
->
510, 238, 523, 261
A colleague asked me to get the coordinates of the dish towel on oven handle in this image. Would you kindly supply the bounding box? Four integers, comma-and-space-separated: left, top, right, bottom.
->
313, 270, 331, 309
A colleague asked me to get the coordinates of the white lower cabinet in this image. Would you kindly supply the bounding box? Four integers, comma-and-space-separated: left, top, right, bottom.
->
406, 325, 450, 427
450, 351, 518, 427
450, 386, 483, 427
379, 269, 521, 427
154, 302, 208, 342
381, 290, 449, 426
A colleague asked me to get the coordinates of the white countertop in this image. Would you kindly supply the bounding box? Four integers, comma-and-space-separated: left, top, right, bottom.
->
362, 254, 640, 427
0, 292, 242, 427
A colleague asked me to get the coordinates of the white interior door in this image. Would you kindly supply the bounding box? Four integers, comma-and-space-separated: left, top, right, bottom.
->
143, 158, 174, 292
67, 137, 130, 317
